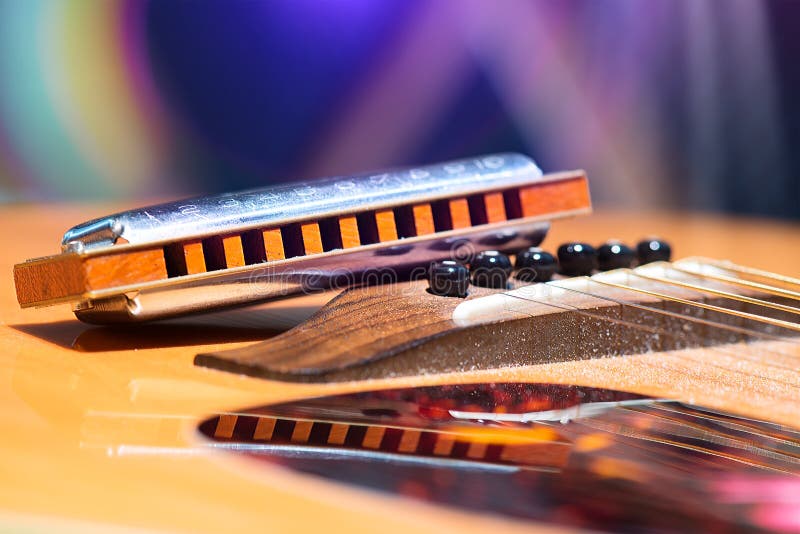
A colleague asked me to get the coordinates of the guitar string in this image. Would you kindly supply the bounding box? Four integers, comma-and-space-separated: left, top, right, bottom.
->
511, 284, 800, 393
671, 261, 800, 300
587, 277, 800, 332
574, 415, 798, 475
564, 268, 800, 367
497, 264, 800, 462
646, 403, 800, 446
550, 264, 800, 350
496, 279, 800, 403
628, 270, 800, 316
665, 403, 800, 438
574, 417, 799, 474
676, 257, 800, 290
618, 405, 800, 462
502, 284, 800, 376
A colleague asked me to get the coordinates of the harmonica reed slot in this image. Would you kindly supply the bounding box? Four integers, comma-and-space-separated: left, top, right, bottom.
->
431, 199, 454, 232
308, 422, 333, 444
271, 419, 296, 441
356, 212, 380, 245
280, 224, 305, 259
379, 428, 404, 451
201, 237, 227, 271
163, 243, 188, 277
318, 217, 343, 251
393, 205, 417, 238
241, 230, 267, 264
467, 194, 488, 225
344, 425, 368, 447
503, 188, 523, 220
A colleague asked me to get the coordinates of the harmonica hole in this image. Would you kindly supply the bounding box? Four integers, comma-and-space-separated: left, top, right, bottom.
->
318, 217, 343, 251
467, 194, 488, 225
503, 188, 523, 220
241, 230, 267, 264
344, 425, 368, 447
379, 428, 404, 451
163, 243, 188, 277
431, 199, 454, 231
308, 422, 333, 445
232, 415, 258, 440
201, 236, 228, 271
393, 205, 417, 238
280, 224, 305, 259
271, 419, 296, 441
356, 212, 379, 245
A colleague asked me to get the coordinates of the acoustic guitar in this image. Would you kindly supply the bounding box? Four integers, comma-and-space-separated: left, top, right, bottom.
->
1, 202, 799, 533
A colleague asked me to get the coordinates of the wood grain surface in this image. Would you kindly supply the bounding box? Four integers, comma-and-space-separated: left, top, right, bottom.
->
0, 203, 798, 533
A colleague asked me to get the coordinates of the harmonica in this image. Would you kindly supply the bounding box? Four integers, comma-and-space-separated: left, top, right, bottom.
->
14, 153, 591, 323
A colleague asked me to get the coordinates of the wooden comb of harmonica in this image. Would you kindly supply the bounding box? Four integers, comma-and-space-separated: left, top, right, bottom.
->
13, 153, 590, 323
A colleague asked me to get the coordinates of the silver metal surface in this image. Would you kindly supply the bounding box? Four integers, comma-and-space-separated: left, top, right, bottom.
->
62, 153, 542, 250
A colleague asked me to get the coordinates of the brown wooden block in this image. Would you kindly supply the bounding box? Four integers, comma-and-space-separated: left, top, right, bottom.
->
13, 254, 85, 306
432, 433, 456, 456
484, 192, 507, 224
412, 204, 435, 235
397, 430, 422, 453
290, 420, 314, 443
519, 175, 592, 217
300, 222, 324, 255
338, 216, 361, 249
183, 241, 206, 275
84, 248, 168, 289
466, 441, 488, 459
375, 209, 399, 242
262, 229, 285, 261
253, 417, 277, 440
449, 198, 471, 229
15, 247, 170, 306
362, 426, 386, 449
214, 414, 237, 439
222, 235, 245, 267
328, 423, 349, 445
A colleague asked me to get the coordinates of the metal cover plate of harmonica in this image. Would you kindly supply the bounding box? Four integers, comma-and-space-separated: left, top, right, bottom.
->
14, 153, 591, 323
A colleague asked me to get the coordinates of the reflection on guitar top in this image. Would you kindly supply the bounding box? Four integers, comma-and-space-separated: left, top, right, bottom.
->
199, 383, 800, 533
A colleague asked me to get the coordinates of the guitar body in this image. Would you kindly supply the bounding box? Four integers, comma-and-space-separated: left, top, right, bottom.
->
1, 203, 798, 533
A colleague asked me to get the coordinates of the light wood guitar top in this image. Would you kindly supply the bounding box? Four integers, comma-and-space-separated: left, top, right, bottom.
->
1, 203, 798, 533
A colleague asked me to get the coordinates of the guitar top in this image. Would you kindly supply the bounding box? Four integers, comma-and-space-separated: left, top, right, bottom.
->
1, 203, 799, 533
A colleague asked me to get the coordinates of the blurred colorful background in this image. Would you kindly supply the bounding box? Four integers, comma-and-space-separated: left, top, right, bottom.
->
0, 0, 797, 219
